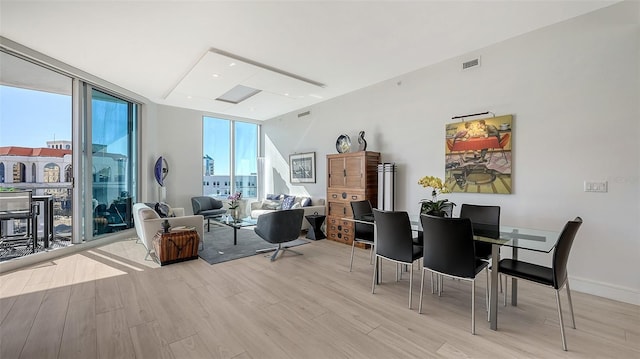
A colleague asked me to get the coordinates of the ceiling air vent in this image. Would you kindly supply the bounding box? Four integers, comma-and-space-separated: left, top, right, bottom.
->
297, 110, 311, 118
462, 57, 480, 70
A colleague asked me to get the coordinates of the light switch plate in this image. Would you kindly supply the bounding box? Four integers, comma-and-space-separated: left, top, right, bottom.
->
584, 181, 608, 192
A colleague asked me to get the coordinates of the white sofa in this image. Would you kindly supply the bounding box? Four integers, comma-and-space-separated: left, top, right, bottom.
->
250, 196, 325, 231
132, 203, 204, 260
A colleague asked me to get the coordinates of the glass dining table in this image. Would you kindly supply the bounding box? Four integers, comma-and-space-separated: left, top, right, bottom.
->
472, 224, 560, 330
345, 214, 561, 331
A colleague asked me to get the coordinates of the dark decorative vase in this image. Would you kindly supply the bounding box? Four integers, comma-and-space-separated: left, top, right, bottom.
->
162, 219, 171, 233
358, 131, 367, 151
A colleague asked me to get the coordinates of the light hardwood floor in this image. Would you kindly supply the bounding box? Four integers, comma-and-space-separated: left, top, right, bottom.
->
1, 237, 638, 358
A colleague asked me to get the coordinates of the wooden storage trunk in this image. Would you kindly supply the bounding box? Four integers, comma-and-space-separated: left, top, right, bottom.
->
153, 229, 199, 266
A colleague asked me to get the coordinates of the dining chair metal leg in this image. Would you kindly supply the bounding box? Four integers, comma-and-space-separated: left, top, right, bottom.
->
438, 275, 443, 297
565, 279, 576, 329
349, 240, 357, 272
431, 272, 435, 294
486, 268, 491, 322
372, 255, 378, 294
418, 269, 426, 314
471, 278, 476, 335
555, 289, 568, 351
408, 263, 414, 308
369, 245, 374, 264
503, 277, 508, 307
485, 269, 490, 310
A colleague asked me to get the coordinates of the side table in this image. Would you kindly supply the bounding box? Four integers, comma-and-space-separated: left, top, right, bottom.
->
153, 228, 200, 266
305, 214, 326, 240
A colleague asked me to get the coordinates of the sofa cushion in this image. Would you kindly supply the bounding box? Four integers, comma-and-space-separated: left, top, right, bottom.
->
299, 197, 312, 207
154, 202, 175, 218
262, 199, 282, 210
282, 195, 296, 210
251, 209, 275, 218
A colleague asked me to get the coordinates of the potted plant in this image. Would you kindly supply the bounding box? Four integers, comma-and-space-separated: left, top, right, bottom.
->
227, 191, 242, 220
418, 176, 455, 217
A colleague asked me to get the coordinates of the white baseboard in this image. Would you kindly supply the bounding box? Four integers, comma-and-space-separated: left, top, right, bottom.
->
570, 275, 640, 306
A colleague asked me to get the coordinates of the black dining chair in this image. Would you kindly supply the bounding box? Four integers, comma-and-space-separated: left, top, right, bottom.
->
372, 210, 423, 308
460, 204, 500, 262
349, 200, 375, 272
498, 217, 582, 351
414, 202, 454, 246
418, 215, 489, 334
460, 204, 501, 312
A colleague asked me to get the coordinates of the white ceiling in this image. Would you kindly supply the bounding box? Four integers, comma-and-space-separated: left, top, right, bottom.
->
0, 1, 617, 121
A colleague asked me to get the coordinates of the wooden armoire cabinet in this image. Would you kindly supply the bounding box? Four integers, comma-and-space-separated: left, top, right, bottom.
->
325, 151, 381, 246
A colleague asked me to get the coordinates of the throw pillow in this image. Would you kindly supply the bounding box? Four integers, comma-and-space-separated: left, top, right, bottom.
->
282, 195, 296, 210
291, 202, 301, 209
299, 197, 312, 207
266, 193, 281, 200
262, 199, 282, 210
154, 202, 175, 218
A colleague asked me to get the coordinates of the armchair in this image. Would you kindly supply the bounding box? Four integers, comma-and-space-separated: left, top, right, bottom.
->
254, 208, 304, 261
191, 196, 227, 231
132, 203, 204, 261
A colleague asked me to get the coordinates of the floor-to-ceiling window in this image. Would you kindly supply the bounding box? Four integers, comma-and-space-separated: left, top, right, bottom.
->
0, 43, 140, 260
202, 117, 258, 200
0, 50, 74, 251
89, 89, 138, 237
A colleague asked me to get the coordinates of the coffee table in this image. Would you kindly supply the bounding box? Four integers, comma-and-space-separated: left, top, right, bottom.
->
210, 215, 257, 245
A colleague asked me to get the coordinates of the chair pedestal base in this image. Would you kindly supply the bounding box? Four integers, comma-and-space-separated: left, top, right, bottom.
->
257, 243, 303, 261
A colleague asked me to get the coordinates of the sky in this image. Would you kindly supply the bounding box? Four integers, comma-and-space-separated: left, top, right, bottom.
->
203, 116, 257, 176
0, 85, 72, 147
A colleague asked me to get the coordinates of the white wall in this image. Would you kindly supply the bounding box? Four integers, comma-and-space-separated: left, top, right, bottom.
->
260, 2, 640, 304
151, 105, 206, 212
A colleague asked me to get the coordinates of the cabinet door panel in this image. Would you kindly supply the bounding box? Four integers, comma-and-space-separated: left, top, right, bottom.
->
328, 157, 345, 188
345, 156, 364, 188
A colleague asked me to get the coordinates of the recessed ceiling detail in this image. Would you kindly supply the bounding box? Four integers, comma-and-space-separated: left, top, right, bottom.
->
208, 48, 325, 88
164, 47, 327, 120
216, 85, 261, 104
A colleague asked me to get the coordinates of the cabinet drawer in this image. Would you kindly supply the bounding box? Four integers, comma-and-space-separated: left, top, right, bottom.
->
327, 201, 352, 217
327, 225, 354, 245
327, 218, 353, 230
327, 190, 365, 203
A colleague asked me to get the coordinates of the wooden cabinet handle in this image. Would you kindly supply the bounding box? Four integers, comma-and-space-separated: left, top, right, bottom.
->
351, 195, 357, 200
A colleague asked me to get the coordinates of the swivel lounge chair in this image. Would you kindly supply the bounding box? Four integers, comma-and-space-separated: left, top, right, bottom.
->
255, 208, 304, 261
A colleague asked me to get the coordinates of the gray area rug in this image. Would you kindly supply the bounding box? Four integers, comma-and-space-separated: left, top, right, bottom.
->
198, 224, 310, 265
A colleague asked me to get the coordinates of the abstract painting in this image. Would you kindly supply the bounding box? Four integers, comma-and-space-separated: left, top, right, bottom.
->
444, 115, 513, 194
